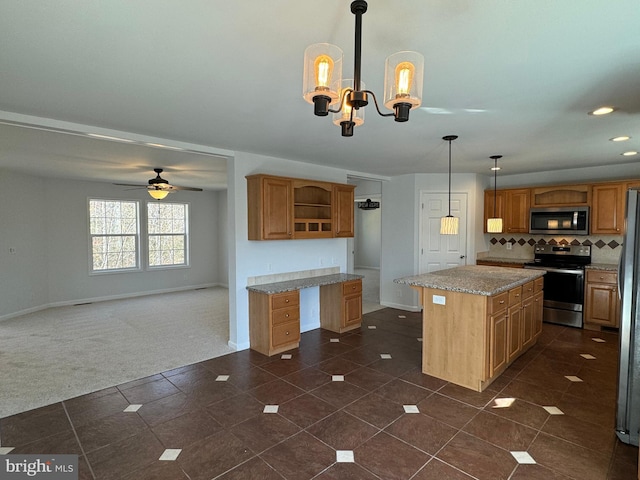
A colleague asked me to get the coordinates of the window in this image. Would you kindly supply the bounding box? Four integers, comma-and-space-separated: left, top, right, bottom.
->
89, 199, 139, 272
147, 202, 189, 267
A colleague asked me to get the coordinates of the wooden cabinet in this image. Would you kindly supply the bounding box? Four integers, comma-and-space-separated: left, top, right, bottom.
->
247, 174, 354, 240
247, 175, 293, 240
249, 290, 300, 356
507, 286, 523, 362
483, 189, 505, 233
504, 189, 530, 233
333, 184, 355, 237
533, 278, 544, 338
293, 180, 334, 238
320, 279, 362, 333
591, 183, 624, 234
584, 270, 620, 328
488, 291, 509, 378
530, 184, 590, 207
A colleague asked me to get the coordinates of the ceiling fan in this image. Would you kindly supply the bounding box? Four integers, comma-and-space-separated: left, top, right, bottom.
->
114, 168, 203, 200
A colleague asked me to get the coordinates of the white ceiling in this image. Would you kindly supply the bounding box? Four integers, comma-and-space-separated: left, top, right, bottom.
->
1, 0, 639, 190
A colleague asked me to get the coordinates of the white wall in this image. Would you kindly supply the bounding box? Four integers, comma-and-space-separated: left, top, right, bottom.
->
0, 170, 224, 319
228, 152, 352, 351
0, 171, 48, 317
380, 173, 487, 311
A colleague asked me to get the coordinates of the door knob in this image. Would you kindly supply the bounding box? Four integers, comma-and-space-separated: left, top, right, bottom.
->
460, 255, 466, 259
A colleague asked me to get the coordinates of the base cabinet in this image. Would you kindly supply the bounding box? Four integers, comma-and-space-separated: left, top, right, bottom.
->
584, 270, 620, 328
320, 279, 362, 333
249, 290, 300, 356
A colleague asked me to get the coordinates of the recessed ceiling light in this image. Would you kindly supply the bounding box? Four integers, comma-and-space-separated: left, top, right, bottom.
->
622, 151, 638, 156
610, 136, 631, 142
589, 106, 615, 116
87, 133, 135, 142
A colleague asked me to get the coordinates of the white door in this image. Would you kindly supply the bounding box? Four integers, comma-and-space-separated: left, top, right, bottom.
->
419, 192, 468, 273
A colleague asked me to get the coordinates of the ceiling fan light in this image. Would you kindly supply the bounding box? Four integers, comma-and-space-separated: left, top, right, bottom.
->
440, 216, 459, 235
148, 189, 169, 200
487, 217, 503, 233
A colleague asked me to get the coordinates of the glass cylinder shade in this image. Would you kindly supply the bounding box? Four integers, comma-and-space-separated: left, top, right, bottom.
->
440, 216, 459, 235
487, 217, 503, 233
303, 43, 343, 105
383, 51, 424, 111
333, 79, 365, 127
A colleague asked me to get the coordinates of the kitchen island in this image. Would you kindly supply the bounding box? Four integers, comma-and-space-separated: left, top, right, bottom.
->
395, 266, 545, 392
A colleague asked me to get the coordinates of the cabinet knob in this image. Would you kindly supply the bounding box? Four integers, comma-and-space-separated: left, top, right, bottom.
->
285, 313, 289, 318
515, 293, 520, 297
285, 331, 290, 335
599, 276, 604, 280
499, 300, 505, 304
285, 299, 289, 303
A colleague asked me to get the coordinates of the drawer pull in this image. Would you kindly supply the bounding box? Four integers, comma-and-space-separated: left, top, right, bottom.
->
285, 331, 289, 335
499, 300, 505, 304
352, 286, 356, 290
285, 313, 289, 318
515, 294, 520, 297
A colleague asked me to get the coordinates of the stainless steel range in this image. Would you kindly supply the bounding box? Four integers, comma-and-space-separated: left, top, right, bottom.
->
524, 245, 591, 328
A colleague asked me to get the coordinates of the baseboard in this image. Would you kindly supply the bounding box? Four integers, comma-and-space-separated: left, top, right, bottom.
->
0, 283, 226, 322
380, 300, 422, 312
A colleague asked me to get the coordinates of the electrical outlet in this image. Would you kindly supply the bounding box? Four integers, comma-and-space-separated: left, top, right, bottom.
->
506, 242, 513, 250
432, 295, 446, 305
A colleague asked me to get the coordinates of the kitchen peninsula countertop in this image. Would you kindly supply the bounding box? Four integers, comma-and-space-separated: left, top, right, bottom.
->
394, 265, 544, 296
476, 257, 532, 265
586, 263, 617, 271
246, 273, 363, 294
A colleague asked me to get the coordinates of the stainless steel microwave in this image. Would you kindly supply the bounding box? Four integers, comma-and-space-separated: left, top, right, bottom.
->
529, 207, 589, 235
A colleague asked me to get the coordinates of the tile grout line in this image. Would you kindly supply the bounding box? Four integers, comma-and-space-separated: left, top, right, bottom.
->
61, 401, 97, 480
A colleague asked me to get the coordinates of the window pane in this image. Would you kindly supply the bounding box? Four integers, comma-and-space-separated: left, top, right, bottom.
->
147, 202, 188, 267
89, 200, 139, 272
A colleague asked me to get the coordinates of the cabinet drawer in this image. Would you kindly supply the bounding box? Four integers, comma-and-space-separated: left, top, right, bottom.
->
522, 281, 535, 299
272, 305, 299, 326
489, 292, 509, 314
509, 286, 523, 306
534, 277, 544, 293
342, 280, 362, 295
271, 291, 300, 310
272, 321, 300, 347
586, 270, 617, 284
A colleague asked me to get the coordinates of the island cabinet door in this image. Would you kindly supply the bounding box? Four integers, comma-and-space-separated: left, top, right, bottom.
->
521, 297, 535, 350
489, 311, 508, 377
507, 305, 523, 362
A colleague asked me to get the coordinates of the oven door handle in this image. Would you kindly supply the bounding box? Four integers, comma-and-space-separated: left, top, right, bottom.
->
524, 266, 584, 275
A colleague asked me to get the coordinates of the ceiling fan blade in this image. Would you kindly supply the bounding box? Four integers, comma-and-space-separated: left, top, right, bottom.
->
113, 183, 148, 187
169, 185, 203, 191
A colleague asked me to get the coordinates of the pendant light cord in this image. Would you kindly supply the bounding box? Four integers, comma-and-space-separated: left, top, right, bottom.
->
493, 158, 497, 218
448, 140, 452, 216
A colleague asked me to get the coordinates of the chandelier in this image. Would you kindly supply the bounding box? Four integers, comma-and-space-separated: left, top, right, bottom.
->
302, 1, 424, 137
440, 135, 459, 235
487, 155, 504, 233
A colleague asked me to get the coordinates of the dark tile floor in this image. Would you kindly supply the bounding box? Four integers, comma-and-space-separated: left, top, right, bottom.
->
1, 308, 637, 479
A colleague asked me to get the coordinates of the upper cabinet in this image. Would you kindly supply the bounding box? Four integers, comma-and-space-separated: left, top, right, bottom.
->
530, 184, 590, 207
591, 183, 624, 234
504, 189, 530, 233
247, 174, 355, 240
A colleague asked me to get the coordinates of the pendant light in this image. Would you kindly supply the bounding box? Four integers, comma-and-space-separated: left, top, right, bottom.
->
440, 135, 459, 235
487, 155, 503, 233
302, 1, 424, 137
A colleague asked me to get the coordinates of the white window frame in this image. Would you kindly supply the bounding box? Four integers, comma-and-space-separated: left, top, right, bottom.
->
146, 201, 190, 270
88, 198, 141, 274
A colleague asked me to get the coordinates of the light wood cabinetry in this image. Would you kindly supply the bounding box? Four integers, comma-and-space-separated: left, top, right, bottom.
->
504, 189, 530, 233
591, 183, 624, 234
530, 184, 590, 207
293, 180, 334, 238
584, 270, 620, 328
249, 290, 300, 356
417, 277, 543, 391
476, 260, 525, 268
247, 174, 355, 240
320, 279, 362, 333
247, 175, 294, 240
533, 278, 544, 338
483, 189, 505, 233
333, 184, 355, 238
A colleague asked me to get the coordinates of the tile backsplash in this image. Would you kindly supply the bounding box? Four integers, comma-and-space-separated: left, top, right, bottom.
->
483, 234, 623, 264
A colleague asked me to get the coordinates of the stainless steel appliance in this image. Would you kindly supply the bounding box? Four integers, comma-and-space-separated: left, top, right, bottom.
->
616, 188, 640, 446
529, 206, 590, 235
524, 244, 591, 328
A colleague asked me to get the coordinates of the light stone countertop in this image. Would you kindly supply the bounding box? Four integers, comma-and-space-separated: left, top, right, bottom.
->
246, 273, 363, 294
586, 263, 617, 271
394, 266, 544, 296
476, 257, 532, 265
